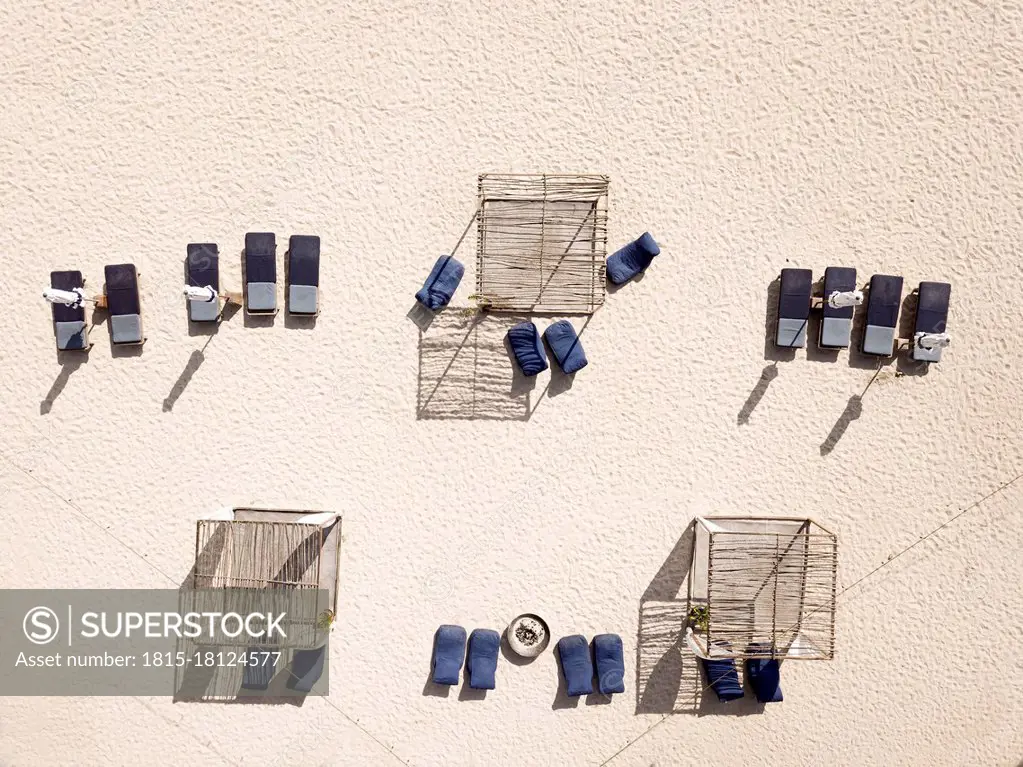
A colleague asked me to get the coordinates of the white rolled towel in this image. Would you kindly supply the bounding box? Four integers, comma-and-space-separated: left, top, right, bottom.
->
183, 285, 217, 302
916, 331, 951, 349
828, 289, 864, 309
43, 287, 85, 307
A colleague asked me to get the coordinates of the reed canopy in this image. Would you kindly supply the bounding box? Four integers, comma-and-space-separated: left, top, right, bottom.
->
687, 516, 838, 661
475, 173, 609, 314
191, 507, 341, 619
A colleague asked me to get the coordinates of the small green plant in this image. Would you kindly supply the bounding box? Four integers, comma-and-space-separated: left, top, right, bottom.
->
458, 293, 494, 317
688, 605, 709, 632
316, 609, 336, 631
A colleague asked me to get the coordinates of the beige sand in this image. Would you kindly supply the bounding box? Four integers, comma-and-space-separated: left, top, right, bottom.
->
2, 1, 1022, 765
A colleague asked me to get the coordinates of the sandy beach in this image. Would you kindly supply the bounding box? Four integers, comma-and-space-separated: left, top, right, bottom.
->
2, 1, 1022, 765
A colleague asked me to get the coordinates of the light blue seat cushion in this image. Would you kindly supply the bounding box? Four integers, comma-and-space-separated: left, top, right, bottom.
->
819, 317, 852, 349
863, 324, 896, 356
776, 317, 807, 348
56, 320, 88, 351
188, 296, 219, 322
288, 284, 318, 315
110, 314, 142, 344
912, 333, 944, 363
247, 282, 277, 312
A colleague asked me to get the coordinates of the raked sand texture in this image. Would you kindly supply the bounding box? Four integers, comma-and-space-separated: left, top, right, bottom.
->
2, 1, 1022, 766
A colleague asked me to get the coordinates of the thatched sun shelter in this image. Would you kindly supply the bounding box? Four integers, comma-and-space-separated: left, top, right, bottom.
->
475, 173, 609, 313
189, 507, 341, 644
686, 516, 838, 661
175, 508, 341, 700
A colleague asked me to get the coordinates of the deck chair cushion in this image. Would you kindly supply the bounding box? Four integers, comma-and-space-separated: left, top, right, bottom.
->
245, 232, 277, 312
819, 266, 857, 349
702, 656, 744, 702
241, 646, 275, 690
186, 243, 220, 322
863, 274, 903, 356
104, 264, 143, 344
776, 268, 812, 348
507, 321, 549, 376
745, 657, 783, 703
50, 270, 88, 351
557, 634, 594, 696
288, 234, 320, 315
286, 646, 325, 693
467, 629, 499, 690
544, 320, 588, 374
431, 625, 467, 686
912, 281, 951, 362
592, 634, 625, 695
606, 232, 660, 285
415, 255, 464, 311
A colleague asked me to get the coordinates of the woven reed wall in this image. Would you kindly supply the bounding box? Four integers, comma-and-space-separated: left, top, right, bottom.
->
706, 527, 837, 660
476, 174, 609, 313
193, 520, 324, 590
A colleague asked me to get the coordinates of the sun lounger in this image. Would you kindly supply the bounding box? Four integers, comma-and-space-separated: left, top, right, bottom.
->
592, 634, 625, 695
776, 268, 812, 348
557, 635, 594, 697
467, 629, 499, 690
245, 232, 277, 314
415, 255, 464, 311
701, 652, 744, 702
286, 646, 325, 693
507, 321, 549, 376
543, 320, 587, 374
287, 235, 320, 316
104, 264, 143, 345
606, 232, 660, 285
912, 281, 952, 363
186, 243, 220, 322
745, 645, 783, 703
819, 266, 857, 349
431, 625, 467, 686
862, 274, 904, 356
50, 270, 89, 351
241, 646, 275, 691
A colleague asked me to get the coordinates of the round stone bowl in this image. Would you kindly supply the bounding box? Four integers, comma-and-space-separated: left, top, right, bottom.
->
506, 613, 550, 658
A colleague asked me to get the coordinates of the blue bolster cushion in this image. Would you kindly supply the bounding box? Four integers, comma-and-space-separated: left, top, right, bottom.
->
702, 656, 744, 702
592, 634, 625, 695
415, 255, 464, 311
507, 321, 549, 376
241, 646, 275, 690
467, 628, 499, 690
286, 646, 325, 693
745, 656, 783, 703
606, 232, 660, 285
431, 624, 467, 686
543, 320, 587, 374
557, 634, 594, 696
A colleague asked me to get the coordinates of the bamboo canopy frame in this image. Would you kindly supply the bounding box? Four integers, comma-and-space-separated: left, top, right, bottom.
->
475, 173, 609, 314
686, 516, 838, 661
191, 507, 342, 620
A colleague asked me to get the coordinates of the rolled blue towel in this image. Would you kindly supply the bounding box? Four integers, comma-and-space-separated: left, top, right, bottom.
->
241, 646, 275, 691
543, 320, 587, 374
745, 645, 782, 703
467, 629, 500, 690
415, 255, 464, 310
557, 635, 594, 696
286, 646, 326, 693
701, 656, 744, 702
592, 634, 625, 695
606, 232, 660, 285
507, 321, 549, 376
431, 624, 467, 686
